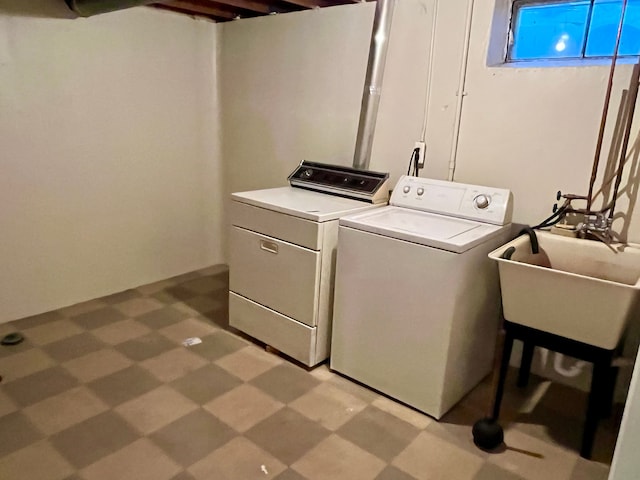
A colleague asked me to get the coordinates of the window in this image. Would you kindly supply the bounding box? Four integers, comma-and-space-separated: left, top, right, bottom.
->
508, 0, 640, 62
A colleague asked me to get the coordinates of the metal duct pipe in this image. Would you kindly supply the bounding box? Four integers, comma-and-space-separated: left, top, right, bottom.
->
352, 0, 396, 170
65, 0, 156, 17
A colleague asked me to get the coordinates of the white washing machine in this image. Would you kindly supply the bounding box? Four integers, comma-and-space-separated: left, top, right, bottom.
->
229, 161, 388, 367
330, 175, 513, 418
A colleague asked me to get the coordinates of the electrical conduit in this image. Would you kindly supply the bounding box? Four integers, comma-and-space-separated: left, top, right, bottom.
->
448, 0, 474, 181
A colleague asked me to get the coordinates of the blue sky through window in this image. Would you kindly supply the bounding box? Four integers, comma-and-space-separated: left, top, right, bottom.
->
509, 0, 640, 61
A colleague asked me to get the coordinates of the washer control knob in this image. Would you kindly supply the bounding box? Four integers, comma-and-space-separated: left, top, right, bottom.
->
417, 187, 424, 196
403, 186, 411, 194
474, 194, 490, 209
303, 169, 313, 178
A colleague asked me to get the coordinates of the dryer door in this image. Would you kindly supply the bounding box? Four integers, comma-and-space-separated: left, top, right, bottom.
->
229, 226, 321, 326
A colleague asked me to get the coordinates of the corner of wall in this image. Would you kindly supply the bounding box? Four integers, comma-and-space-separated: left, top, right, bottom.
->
196, 18, 226, 266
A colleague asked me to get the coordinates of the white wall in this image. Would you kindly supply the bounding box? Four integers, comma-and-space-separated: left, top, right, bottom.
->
219, 2, 373, 195
0, 6, 223, 323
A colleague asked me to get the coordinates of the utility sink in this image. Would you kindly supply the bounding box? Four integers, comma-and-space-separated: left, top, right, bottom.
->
489, 231, 640, 350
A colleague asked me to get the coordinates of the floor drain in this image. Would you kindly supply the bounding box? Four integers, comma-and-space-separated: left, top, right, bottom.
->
1, 332, 24, 346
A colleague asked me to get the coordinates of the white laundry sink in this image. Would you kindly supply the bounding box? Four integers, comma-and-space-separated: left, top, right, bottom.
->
489, 231, 640, 350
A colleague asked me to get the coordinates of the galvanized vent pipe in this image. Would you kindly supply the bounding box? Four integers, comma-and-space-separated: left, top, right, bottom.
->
352, 0, 396, 171
65, 0, 155, 17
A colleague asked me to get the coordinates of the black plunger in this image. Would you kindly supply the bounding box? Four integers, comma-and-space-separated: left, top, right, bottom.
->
472, 245, 516, 450
472, 326, 506, 450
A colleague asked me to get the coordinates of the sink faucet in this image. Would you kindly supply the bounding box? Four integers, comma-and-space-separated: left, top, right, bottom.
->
551, 192, 613, 243
580, 212, 612, 239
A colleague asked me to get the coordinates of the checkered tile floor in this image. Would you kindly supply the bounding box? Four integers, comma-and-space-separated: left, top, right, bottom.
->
0, 266, 618, 479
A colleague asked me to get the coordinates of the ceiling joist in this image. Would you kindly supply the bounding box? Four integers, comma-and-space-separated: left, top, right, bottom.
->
213, 0, 280, 14
161, 1, 239, 18
152, 0, 371, 22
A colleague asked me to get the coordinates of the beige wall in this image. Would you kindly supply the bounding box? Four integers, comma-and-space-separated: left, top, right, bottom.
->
0, 7, 223, 323
219, 3, 373, 195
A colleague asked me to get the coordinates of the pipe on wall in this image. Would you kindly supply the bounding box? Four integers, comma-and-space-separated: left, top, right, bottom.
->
65, 0, 156, 17
447, 0, 475, 181
352, 0, 396, 171
420, 0, 439, 143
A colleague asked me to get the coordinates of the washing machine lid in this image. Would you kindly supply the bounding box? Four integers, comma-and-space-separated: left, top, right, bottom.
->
340, 206, 508, 253
231, 187, 383, 222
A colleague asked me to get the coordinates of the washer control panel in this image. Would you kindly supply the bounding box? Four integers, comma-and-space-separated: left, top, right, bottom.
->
390, 176, 513, 225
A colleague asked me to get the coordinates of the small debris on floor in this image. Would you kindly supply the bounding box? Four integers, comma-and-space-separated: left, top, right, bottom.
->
182, 337, 202, 347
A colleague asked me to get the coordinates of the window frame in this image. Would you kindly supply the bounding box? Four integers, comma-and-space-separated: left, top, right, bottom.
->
506, 0, 638, 63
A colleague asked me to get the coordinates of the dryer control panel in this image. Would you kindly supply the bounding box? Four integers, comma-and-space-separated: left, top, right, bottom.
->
288, 161, 389, 204
390, 176, 513, 226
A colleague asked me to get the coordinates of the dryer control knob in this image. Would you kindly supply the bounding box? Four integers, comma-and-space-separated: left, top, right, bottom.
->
474, 194, 490, 209
417, 188, 424, 196
303, 169, 313, 178
403, 186, 411, 194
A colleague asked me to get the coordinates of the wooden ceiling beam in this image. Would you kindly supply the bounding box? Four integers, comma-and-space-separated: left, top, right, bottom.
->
277, 0, 330, 8
159, 0, 238, 18
153, 0, 373, 21
152, 4, 227, 21
279, 0, 369, 8
209, 0, 280, 14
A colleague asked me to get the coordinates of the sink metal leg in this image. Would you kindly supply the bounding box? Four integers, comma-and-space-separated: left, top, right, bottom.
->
601, 366, 618, 419
517, 342, 535, 388
492, 329, 514, 421
582, 358, 609, 459
500, 321, 618, 459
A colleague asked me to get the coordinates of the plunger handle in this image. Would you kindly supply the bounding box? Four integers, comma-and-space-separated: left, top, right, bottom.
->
489, 328, 506, 420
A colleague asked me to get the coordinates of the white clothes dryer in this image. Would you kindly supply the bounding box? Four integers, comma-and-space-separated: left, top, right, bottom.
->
330, 176, 513, 418
229, 162, 388, 367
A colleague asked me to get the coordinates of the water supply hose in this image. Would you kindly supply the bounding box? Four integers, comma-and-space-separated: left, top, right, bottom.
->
518, 227, 539, 254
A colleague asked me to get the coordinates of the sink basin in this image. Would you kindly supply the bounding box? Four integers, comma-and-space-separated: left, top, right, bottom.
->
489, 231, 640, 350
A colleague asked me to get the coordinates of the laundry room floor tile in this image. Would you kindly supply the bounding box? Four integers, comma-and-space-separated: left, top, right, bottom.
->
0, 265, 618, 480
91, 319, 151, 346
392, 431, 485, 480
289, 382, 367, 431
150, 408, 236, 467
188, 436, 286, 480
62, 349, 133, 383
336, 406, 420, 462
291, 434, 385, 480
22, 319, 83, 346
49, 410, 139, 469
249, 363, 321, 403
0, 440, 74, 480
214, 345, 283, 381
140, 347, 208, 383
204, 383, 284, 432
70, 307, 127, 330
80, 438, 180, 480
169, 363, 242, 405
